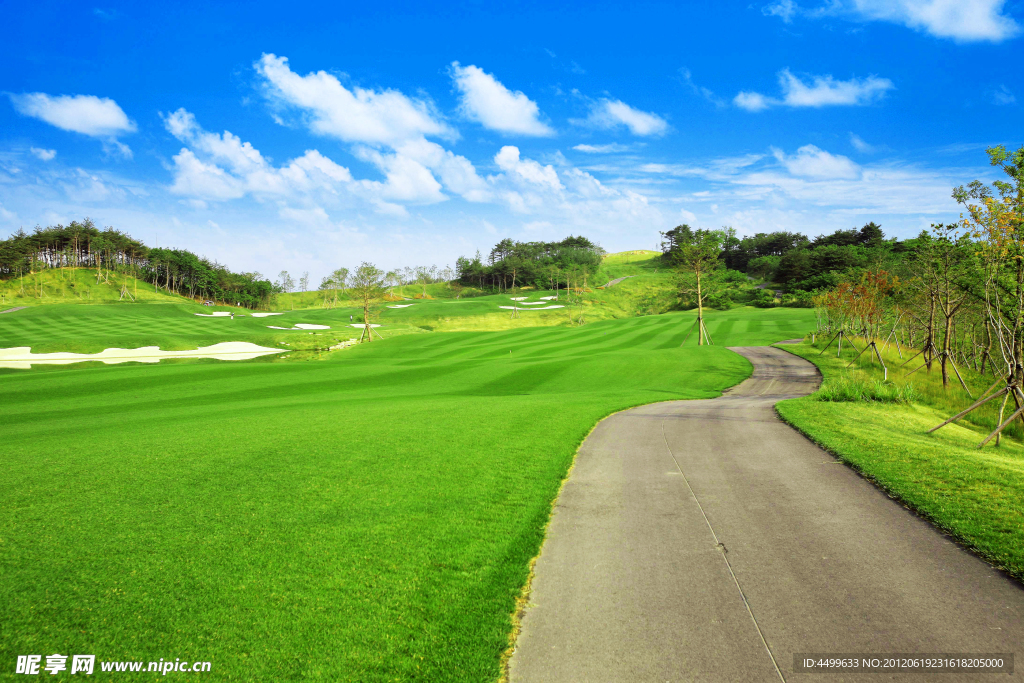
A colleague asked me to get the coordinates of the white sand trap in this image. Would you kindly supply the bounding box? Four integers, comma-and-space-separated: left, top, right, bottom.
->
519, 302, 549, 305
267, 324, 331, 330
195, 312, 233, 317
349, 324, 382, 328
510, 297, 528, 301
540, 296, 558, 300
251, 312, 284, 317
387, 304, 415, 308
0, 342, 284, 370
498, 305, 564, 310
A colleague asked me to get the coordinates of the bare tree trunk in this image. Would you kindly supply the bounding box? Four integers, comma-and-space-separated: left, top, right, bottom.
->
942, 315, 953, 388
696, 266, 704, 346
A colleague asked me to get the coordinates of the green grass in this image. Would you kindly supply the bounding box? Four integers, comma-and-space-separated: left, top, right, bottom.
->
776, 338, 1024, 581
1, 305, 813, 681
0, 268, 191, 307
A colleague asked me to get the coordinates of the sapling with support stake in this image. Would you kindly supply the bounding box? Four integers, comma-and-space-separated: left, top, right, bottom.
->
929, 144, 1024, 446
661, 224, 724, 346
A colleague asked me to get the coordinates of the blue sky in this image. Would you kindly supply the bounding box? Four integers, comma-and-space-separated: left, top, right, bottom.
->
1, 0, 1021, 281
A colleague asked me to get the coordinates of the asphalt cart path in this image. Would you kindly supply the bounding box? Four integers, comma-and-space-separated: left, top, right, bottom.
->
509, 345, 1024, 682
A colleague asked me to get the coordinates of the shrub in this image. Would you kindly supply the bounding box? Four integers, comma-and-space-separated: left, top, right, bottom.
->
751, 289, 777, 308
706, 292, 733, 310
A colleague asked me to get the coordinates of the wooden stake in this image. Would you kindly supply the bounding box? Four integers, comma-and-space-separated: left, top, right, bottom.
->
979, 401, 1024, 448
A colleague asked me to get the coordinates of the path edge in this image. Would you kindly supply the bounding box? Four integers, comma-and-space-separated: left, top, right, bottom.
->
770, 341, 1024, 586
497, 347, 761, 682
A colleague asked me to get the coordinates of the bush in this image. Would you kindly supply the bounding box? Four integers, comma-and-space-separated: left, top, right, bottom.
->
706, 292, 733, 310
751, 289, 777, 308
782, 291, 816, 308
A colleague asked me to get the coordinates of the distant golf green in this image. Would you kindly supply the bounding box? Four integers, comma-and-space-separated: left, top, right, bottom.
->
1, 305, 813, 680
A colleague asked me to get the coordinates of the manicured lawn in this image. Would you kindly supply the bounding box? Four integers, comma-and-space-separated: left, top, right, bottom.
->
1, 306, 813, 681
776, 339, 1024, 582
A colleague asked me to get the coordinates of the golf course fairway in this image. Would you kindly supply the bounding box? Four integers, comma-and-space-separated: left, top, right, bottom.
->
1, 305, 813, 680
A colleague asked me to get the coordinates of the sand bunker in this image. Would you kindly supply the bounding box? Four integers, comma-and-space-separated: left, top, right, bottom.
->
387, 304, 415, 308
519, 302, 549, 305
539, 296, 558, 300
510, 297, 528, 301
251, 312, 284, 317
267, 324, 331, 330
498, 305, 564, 310
0, 342, 284, 370
195, 312, 234, 317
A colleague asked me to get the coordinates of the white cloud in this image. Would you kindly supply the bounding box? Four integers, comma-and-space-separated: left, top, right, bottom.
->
9, 93, 135, 156
494, 146, 563, 192
781, 70, 894, 106
164, 108, 359, 203
30, 148, 57, 161
573, 99, 669, 136
991, 84, 1016, 105
733, 91, 774, 112
772, 145, 860, 179
849, 133, 876, 152
573, 143, 631, 153
9, 93, 136, 137
256, 53, 454, 146
393, 138, 491, 202
450, 62, 554, 137
355, 146, 446, 204
735, 69, 894, 110
763, 0, 798, 22
767, 1, 1019, 43
849, 0, 1019, 42
254, 56, 491, 203
679, 68, 726, 108
168, 149, 246, 201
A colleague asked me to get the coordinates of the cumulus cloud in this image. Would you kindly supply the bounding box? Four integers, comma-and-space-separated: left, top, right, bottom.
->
164, 108, 357, 202
254, 55, 490, 203
735, 69, 894, 110
9, 93, 135, 156
573, 99, 669, 136
772, 145, 860, 179
450, 62, 554, 136
495, 146, 563, 192
30, 148, 57, 161
256, 53, 454, 146
394, 138, 492, 202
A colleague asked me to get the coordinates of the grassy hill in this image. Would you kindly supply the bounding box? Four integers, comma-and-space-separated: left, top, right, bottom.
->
0, 267, 192, 308
1, 294, 814, 681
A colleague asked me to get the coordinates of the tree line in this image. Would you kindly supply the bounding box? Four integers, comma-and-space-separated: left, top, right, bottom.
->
0, 220, 277, 308
455, 236, 603, 292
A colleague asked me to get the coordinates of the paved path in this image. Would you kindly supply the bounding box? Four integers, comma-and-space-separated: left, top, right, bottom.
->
509, 346, 1024, 682
0, 307, 26, 314
600, 275, 634, 288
